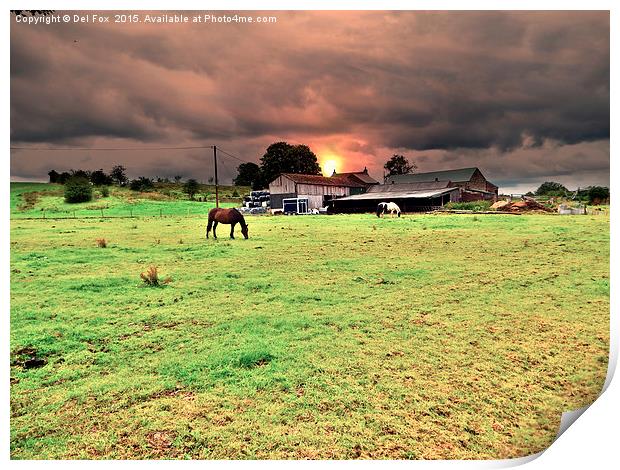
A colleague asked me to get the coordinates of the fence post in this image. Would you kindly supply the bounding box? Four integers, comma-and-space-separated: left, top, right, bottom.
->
101, 208, 104, 218
130, 208, 133, 218
43, 211, 46, 219
160, 208, 162, 218
73, 211, 76, 219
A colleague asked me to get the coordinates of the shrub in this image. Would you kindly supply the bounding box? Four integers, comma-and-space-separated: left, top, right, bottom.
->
129, 177, 154, 192
587, 186, 609, 205
445, 201, 492, 211
96, 238, 107, 248
183, 179, 200, 199
18, 191, 40, 211
100, 186, 110, 197
140, 266, 172, 287
64, 177, 93, 203
535, 181, 568, 197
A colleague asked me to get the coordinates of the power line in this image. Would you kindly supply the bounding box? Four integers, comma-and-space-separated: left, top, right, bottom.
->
217, 147, 253, 164
10, 145, 215, 151
10, 143, 256, 165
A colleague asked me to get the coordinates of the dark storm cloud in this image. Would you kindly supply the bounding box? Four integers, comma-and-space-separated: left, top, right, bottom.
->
10, 11, 609, 188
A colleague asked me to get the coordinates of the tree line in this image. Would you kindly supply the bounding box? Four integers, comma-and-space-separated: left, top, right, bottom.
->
234, 141, 417, 189
48, 165, 204, 203
532, 181, 609, 204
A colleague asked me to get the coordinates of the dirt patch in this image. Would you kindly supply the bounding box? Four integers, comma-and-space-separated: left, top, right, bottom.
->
11, 346, 48, 369
146, 431, 176, 455
17, 192, 40, 211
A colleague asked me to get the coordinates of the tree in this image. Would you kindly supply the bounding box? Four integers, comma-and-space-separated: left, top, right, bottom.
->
110, 165, 128, 186
535, 181, 568, 197
71, 169, 90, 179
58, 172, 71, 184
48, 170, 60, 183
174, 175, 183, 184
90, 169, 112, 186
259, 142, 321, 185
587, 186, 609, 204
129, 177, 154, 192
183, 179, 200, 199
234, 162, 262, 188
384, 155, 417, 176
64, 177, 93, 203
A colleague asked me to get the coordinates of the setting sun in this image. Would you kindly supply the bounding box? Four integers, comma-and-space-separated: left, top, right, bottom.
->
321, 158, 340, 176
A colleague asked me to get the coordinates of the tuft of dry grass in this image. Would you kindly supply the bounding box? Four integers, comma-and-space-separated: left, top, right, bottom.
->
96, 238, 107, 248
140, 266, 172, 287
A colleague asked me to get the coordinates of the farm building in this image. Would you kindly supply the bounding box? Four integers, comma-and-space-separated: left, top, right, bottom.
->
269, 171, 375, 210
331, 181, 460, 213
331, 167, 379, 188
385, 167, 499, 201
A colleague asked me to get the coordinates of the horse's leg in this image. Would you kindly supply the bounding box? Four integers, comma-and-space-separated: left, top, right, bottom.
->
230, 222, 236, 239
206, 218, 212, 238
213, 221, 218, 239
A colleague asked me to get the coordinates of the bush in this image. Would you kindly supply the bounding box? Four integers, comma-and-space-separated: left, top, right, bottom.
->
535, 181, 568, 197
129, 177, 154, 192
587, 186, 609, 205
183, 179, 200, 199
100, 186, 110, 197
64, 177, 93, 203
140, 266, 172, 287
445, 201, 492, 211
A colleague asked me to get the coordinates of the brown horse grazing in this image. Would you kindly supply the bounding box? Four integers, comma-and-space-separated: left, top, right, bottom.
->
206, 208, 249, 239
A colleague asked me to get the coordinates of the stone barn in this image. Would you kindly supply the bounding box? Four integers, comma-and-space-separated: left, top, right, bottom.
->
385, 167, 499, 201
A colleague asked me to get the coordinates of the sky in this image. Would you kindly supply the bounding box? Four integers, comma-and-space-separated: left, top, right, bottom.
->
10, 10, 609, 193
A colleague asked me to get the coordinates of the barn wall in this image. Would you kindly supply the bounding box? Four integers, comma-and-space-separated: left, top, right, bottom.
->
460, 190, 496, 202
269, 175, 296, 194
462, 169, 489, 192
297, 194, 324, 209
486, 182, 499, 195
296, 184, 350, 196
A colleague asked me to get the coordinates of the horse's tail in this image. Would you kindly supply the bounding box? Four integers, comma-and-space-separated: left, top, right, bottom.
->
376, 203, 383, 218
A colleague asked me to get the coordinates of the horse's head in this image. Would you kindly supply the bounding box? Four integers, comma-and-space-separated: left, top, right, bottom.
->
241, 223, 249, 239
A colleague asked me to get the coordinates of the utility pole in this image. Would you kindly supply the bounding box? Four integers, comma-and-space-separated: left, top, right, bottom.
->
213, 145, 219, 208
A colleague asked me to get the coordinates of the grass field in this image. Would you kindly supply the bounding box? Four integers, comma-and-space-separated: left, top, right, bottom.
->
10, 185, 609, 459
10, 182, 244, 219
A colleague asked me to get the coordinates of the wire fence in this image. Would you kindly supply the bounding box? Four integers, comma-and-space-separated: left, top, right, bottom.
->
10, 205, 233, 221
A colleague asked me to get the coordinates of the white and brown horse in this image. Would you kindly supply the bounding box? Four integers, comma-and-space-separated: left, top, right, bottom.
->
376, 202, 401, 218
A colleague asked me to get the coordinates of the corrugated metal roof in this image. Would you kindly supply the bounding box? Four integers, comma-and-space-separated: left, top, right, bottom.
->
279, 173, 366, 187
386, 167, 479, 184
372, 181, 451, 192
335, 187, 459, 201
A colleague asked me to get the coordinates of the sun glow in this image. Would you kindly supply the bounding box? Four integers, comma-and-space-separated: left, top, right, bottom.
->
322, 158, 339, 176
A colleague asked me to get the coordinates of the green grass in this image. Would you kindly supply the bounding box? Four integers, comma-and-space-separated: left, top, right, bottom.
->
445, 201, 492, 211
10, 182, 246, 219
10, 194, 609, 459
